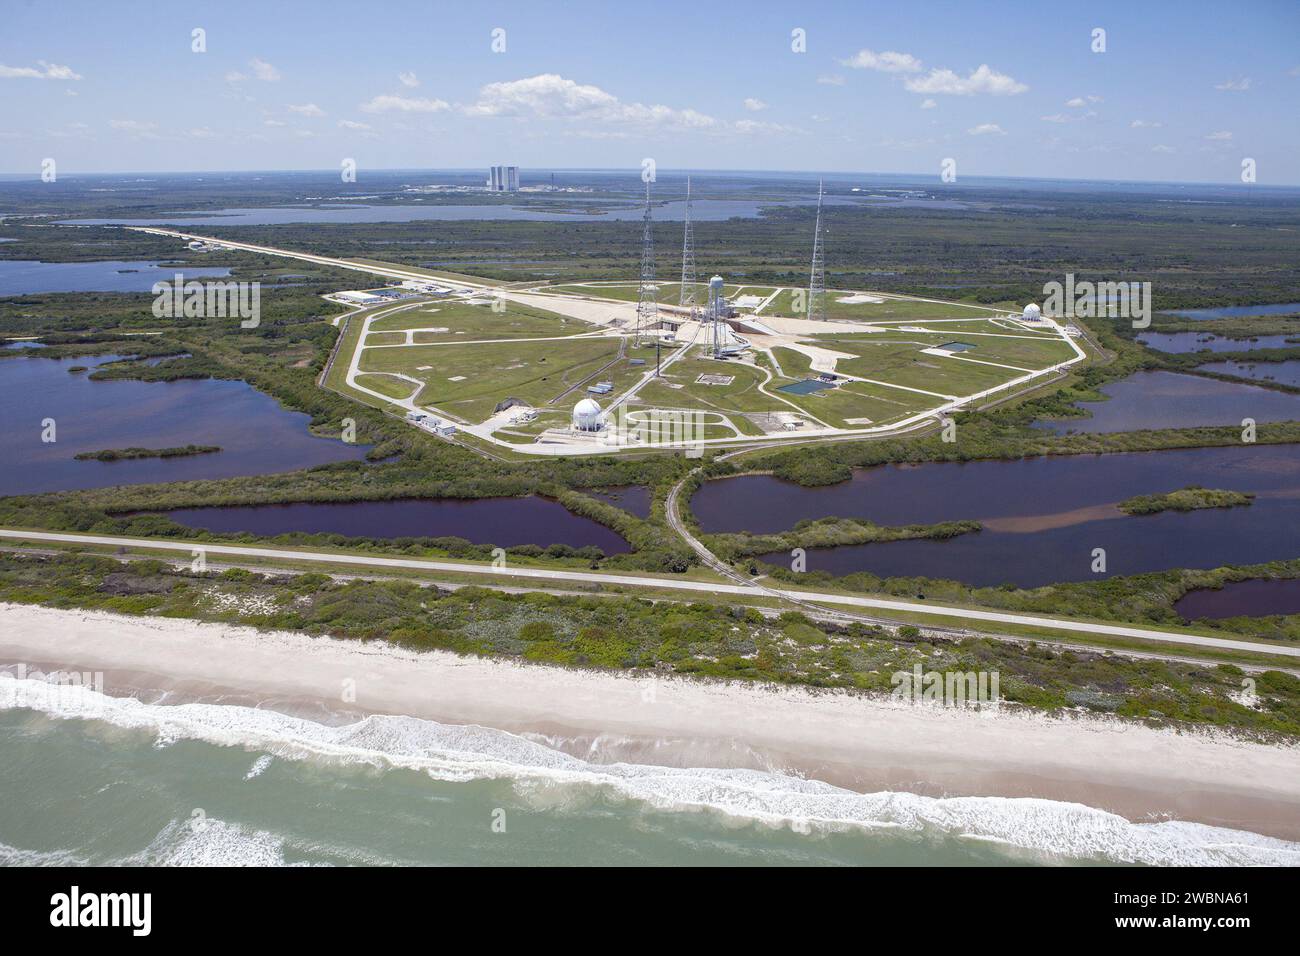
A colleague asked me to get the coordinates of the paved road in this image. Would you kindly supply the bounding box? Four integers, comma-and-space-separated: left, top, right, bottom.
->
128, 228, 498, 289
2, 528, 1293, 659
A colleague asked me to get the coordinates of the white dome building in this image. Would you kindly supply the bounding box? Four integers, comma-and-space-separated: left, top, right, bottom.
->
1022, 303, 1042, 323
572, 398, 604, 432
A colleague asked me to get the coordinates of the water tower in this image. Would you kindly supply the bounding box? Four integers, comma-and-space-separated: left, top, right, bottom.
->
707, 275, 726, 357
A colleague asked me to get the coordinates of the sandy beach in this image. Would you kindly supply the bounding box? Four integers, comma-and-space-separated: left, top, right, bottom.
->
2, 602, 1298, 843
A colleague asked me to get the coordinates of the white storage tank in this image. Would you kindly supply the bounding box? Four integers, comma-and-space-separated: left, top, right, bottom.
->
572, 397, 604, 431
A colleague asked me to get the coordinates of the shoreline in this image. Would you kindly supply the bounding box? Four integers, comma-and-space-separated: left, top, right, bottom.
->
2, 602, 1298, 844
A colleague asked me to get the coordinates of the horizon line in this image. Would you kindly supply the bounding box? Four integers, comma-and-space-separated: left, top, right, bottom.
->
1, 166, 1297, 191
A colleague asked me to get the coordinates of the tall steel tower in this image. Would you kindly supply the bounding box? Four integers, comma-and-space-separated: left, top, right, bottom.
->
679, 176, 698, 307
635, 180, 657, 345
807, 179, 827, 324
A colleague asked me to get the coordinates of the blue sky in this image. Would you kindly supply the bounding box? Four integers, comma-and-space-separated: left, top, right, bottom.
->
2, 0, 1297, 183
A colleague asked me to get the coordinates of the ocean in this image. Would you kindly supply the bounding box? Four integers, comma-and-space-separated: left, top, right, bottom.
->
2, 677, 1295, 868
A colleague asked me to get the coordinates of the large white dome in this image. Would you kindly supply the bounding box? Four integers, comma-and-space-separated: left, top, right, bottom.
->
572, 398, 604, 431
1022, 303, 1042, 321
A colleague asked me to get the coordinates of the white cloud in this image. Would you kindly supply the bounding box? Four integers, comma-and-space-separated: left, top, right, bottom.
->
1043, 108, 1098, 124
228, 58, 280, 83
743, 97, 767, 112
1151, 144, 1176, 153
1130, 119, 1163, 128
187, 127, 216, 139
398, 71, 419, 88
967, 123, 1005, 136
109, 119, 159, 139
338, 119, 372, 130
462, 73, 717, 130
263, 118, 286, 127
0, 60, 82, 80
1214, 77, 1251, 91
288, 103, 326, 117
732, 118, 798, 135
841, 49, 923, 73
920, 98, 937, 109
880, 135, 938, 149
816, 74, 845, 86
1206, 130, 1233, 140
905, 64, 1027, 96
361, 94, 450, 113
250, 58, 280, 81
1066, 94, 1102, 107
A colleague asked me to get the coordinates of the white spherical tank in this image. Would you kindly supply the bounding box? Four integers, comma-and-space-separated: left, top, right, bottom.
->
1022, 303, 1042, 322
572, 397, 604, 431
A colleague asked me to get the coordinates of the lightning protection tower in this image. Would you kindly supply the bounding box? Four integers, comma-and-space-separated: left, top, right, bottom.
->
679, 175, 698, 307
807, 179, 827, 324
635, 180, 657, 346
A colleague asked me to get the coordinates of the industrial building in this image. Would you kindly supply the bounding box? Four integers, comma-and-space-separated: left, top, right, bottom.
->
405, 411, 457, 438
487, 165, 520, 192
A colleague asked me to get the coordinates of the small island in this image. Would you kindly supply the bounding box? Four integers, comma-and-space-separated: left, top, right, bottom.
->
1119, 485, 1255, 515
74, 444, 222, 462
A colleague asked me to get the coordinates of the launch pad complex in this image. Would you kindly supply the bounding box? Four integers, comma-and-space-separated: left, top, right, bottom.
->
159, 178, 1090, 457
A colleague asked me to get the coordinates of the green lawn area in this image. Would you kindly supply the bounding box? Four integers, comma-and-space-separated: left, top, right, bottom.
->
774, 379, 937, 427
354, 373, 417, 400
369, 300, 580, 338
360, 337, 621, 422
939, 334, 1078, 369
819, 336, 1031, 393
635, 354, 789, 417
771, 346, 814, 378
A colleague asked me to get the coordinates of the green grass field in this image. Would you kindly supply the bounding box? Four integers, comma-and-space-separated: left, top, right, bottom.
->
360, 336, 621, 421
369, 300, 579, 338
353, 372, 417, 400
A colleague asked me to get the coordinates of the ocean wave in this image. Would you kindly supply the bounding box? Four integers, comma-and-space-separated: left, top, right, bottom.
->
3, 676, 1297, 866
130, 818, 299, 867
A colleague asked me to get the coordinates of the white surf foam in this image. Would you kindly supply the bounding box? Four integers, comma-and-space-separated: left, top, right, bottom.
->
131, 818, 295, 867
4, 676, 1297, 866
244, 754, 274, 780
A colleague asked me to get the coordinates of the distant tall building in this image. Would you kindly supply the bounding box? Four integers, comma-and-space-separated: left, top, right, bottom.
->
487, 165, 519, 191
